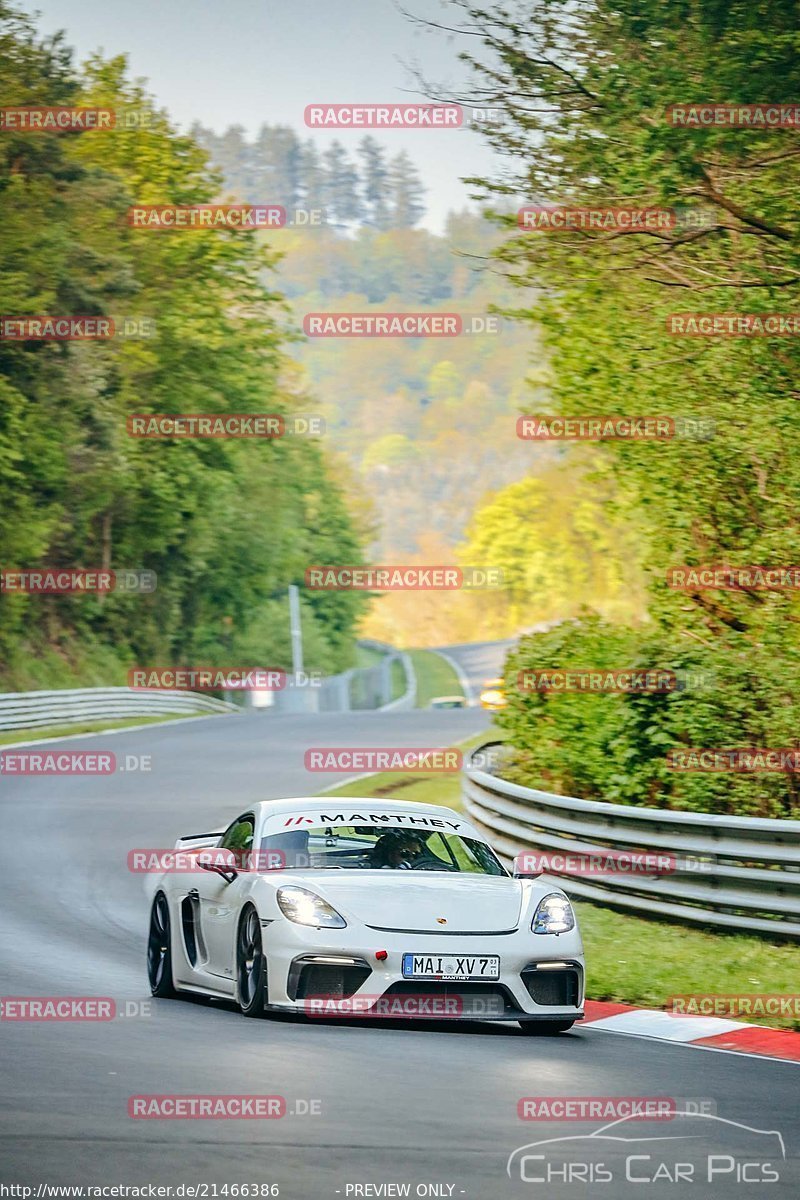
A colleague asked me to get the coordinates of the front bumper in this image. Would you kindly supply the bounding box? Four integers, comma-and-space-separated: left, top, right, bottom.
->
262, 920, 585, 1021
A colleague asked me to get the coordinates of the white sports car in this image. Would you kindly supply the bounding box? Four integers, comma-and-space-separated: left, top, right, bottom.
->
146, 798, 585, 1033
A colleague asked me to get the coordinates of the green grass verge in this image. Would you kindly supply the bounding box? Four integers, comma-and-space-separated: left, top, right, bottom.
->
318, 731, 489, 807
576, 901, 799, 1030
390, 656, 407, 701
0, 712, 212, 746
408, 648, 464, 708
354, 644, 407, 702
354, 644, 385, 670
321, 770, 461, 808
318, 738, 798, 1030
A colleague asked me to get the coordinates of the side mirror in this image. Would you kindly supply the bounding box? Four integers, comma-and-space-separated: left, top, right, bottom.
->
197, 847, 239, 883
513, 854, 542, 880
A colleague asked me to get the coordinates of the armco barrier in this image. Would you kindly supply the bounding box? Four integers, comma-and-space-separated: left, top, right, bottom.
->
0, 687, 237, 731
0, 646, 416, 730
279, 641, 416, 713
378, 651, 417, 712
352, 639, 416, 712
463, 742, 800, 939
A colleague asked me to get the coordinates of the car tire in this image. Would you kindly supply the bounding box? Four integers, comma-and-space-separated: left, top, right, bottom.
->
237, 905, 268, 1017
147, 893, 177, 998
518, 1019, 575, 1034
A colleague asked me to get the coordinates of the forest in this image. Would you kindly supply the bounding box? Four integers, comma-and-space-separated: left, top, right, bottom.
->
0, 8, 368, 689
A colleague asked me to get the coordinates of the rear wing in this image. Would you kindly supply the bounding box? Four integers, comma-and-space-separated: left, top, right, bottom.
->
174, 829, 224, 850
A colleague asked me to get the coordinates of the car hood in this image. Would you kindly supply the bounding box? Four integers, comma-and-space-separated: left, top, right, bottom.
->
279, 871, 525, 933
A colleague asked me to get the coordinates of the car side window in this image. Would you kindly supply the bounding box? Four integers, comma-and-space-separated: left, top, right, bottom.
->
220, 814, 255, 853
423, 832, 458, 868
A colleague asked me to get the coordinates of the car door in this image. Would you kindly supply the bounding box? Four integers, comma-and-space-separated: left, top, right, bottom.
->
193, 812, 255, 980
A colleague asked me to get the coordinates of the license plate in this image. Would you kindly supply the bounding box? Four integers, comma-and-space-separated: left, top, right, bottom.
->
402, 953, 500, 981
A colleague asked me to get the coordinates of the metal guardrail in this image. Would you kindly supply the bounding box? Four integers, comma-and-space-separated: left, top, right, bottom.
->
377, 650, 417, 712
463, 742, 800, 939
307, 642, 416, 713
350, 639, 415, 711
0, 644, 415, 731
0, 687, 237, 731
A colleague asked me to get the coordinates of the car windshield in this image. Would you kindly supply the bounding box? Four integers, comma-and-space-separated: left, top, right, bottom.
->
259, 824, 507, 875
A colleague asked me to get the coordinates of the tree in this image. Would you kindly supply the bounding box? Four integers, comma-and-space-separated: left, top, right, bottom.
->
0, 9, 369, 686
455, 0, 800, 814
252, 123, 302, 210
299, 139, 326, 214
388, 150, 426, 227
192, 123, 251, 196
358, 136, 391, 229
322, 140, 362, 224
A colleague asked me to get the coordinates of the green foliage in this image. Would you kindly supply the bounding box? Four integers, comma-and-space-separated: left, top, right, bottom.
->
459, 465, 645, 627
499, 616, 799, 817
577, 899, 800, 1028
407, 649, 464, 708
273, 214, 544, 562
460, 0, 800, 813
0, 6, 367, 687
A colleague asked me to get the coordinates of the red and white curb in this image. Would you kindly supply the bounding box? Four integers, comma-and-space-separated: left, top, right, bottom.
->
582, 1000, 800, 1062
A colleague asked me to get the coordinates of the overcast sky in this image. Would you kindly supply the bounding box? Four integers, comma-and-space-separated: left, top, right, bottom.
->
28, 0, 504, 231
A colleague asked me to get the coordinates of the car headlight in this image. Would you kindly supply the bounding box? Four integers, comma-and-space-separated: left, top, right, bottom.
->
277, 886, 346, 928
532, 892, 575, 935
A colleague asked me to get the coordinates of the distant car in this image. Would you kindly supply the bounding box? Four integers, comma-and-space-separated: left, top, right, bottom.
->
146, 797, 584, 1032
429, 695, 467, 709
480, 677, 507, 710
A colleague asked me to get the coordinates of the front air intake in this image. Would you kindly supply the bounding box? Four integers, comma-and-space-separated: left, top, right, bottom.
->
521, 965, 581, 1007
287, 956, 372, 1001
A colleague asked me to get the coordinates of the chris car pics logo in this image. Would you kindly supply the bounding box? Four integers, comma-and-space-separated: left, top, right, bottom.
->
507, 1112, 785, 1186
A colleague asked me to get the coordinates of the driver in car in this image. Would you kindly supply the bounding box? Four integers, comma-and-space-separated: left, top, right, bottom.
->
371, 832, 424, 869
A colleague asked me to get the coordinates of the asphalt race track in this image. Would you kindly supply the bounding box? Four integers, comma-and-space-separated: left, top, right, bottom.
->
1, 704, 798, 1198
432, 639, 516, 702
